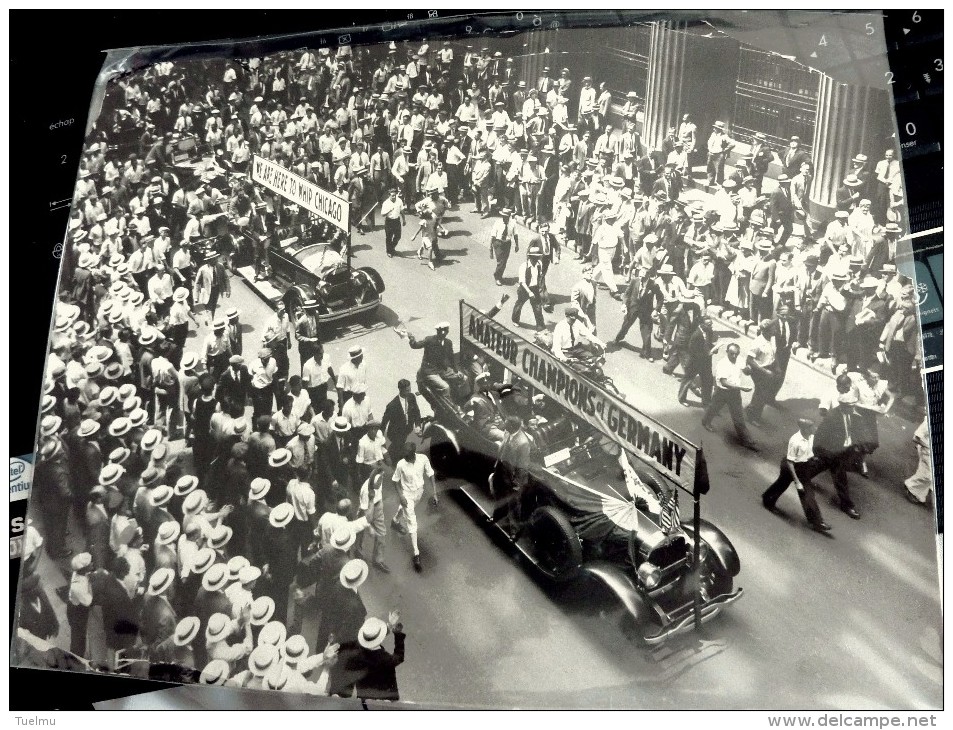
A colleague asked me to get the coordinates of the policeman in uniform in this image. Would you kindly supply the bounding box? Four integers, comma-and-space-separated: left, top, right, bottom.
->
511, 244, 546, 329
295, 299, 322, 365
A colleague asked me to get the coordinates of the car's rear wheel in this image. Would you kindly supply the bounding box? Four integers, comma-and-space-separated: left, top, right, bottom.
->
528, 506, 583, 583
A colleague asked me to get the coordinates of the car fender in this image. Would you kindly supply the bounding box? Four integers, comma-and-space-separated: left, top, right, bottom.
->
581, 560, 654, 626
423, 420, 461, 457
282, 283, 317, 315
683, 519, 741, 577
357, 266, 385, 295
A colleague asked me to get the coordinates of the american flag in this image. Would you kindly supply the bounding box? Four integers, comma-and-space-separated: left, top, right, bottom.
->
660, 489, 681, 534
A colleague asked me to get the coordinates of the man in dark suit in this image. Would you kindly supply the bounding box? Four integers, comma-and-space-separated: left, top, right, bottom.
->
317, 417, 357, 505
215, 355, 252, 412
811, 392, 864, 519
613, 269, 660, 361
781, 137, 810, 178
140, 568, 179, 652
90, 555, 143, 667
380, 379, 421, 467
347, 614, 406, 701
491, 416, 533, 530
677, 317, 717, 407
845, 277, 889, 372
765, 302, 796, 406
652, 163, 683, 202
769, 175, 795, 247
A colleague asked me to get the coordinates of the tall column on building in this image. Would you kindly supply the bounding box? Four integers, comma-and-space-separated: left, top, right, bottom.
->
808, 73, 877, 222
642, 21, 688, 152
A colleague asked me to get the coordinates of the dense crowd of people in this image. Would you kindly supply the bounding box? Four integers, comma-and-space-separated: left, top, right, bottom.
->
18, 30, 933, 698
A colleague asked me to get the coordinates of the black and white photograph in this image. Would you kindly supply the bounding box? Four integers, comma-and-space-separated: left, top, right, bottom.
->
11, 10, 943, 711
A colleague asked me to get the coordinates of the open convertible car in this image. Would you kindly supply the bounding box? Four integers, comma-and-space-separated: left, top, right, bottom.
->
417, 308, 742, 645
273, 235, 385, 326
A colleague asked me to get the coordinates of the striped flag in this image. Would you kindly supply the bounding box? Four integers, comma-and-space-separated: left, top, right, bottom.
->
660, 489, 681, 534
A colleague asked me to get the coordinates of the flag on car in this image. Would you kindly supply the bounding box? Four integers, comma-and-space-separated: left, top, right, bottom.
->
660, 489, 681, 534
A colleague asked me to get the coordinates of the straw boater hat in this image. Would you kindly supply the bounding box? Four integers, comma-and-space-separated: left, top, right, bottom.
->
330, 526, 356, 553
84, 362, 104, 379
239, 565, 262, 586
249, 644, 281, 678
41, 395, 56, 414
196, 557, 228, 592
268, 448, 292, 468
128, 408, 148, 428
358, 617, 389, 650
118, 385, 137, 403
340, 558, 370, 590
258, 621, 288, 649
40, 415, 62, 438
156, 521, 181, 546
108, 447, 130, 465
173, 616, 201, 647
98, 386, 120, 406
250, 596, 276, 626
281, 634, 310, 666
227, 555, 250, 581
146, 567, 175, 596
205, 613, 234, 643
174, 475, 199, 497
330, 416, 351, 434
141, 429, 163, 452
108, 417, 132, 438
192, 547, 218, 575
199, 659, 230, 686
249, 478, 271, 502
149, 485, 174, 508
269, 502, 294, 528
181, 352, 199, 372
207, 524, 233, 551
183, 489, 209, 516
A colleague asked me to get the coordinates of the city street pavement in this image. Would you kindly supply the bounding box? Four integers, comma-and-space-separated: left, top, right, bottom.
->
32, 200, 937, 708
220, 199, 942, 710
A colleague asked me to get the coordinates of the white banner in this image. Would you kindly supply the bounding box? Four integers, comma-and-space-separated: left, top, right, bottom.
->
251, 155, 350, 231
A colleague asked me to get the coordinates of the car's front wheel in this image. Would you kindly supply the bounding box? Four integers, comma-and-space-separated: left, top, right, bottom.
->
528, 506, 583, 583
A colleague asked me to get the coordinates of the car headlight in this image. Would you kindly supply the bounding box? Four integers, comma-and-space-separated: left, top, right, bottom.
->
637, 562, 661, 589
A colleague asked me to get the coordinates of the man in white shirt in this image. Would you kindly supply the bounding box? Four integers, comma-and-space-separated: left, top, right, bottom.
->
356, 422, 387, 483
551, 306, 606, 362
701, 343, 757, 450
391, 443, 436, 573
591, 210, 623, 297
744, 320, 777, 425
761, 419, 829, 532
67, 552, 95, 656
358, 467, 389, 572
380, 187, 406, 257
286, 467, 318, 557
249, 347, 278, 421
336, 346, 368, 414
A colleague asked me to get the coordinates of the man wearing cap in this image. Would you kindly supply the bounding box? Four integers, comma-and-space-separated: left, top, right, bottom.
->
511, 244, 546, 330
706, 121, 735, 187
811, 392, 865, 519
552, 306, 607, 363
489, 207, 519, 286
761, 419, 830, 532
406, 322, 466, 396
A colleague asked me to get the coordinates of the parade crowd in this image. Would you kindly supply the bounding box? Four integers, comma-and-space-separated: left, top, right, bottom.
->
19, 31, 933, 697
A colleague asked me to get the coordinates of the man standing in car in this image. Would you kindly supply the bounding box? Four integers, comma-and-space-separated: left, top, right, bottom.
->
405, 322, 466, 396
